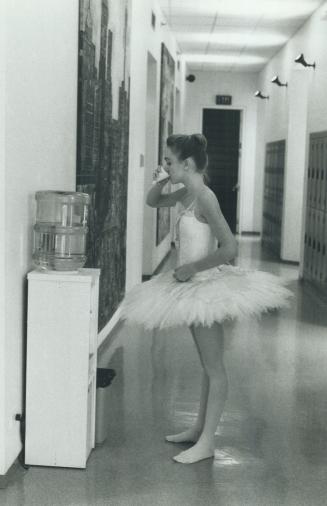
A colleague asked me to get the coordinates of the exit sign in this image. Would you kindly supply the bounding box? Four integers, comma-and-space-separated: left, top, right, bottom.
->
216, 95, 232, 105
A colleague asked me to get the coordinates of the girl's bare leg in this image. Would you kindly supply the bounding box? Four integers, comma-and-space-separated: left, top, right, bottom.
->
173, 322, 228, 464
165, 325, 209, 443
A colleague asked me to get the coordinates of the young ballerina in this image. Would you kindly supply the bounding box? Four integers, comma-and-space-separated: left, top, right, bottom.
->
119, 133, 293, 464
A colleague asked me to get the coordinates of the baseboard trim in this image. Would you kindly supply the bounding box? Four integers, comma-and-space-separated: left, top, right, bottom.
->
97, 307, 122, 348
241, 231, 261, 236
142, 249, 173, 281
280, 259, 300, 266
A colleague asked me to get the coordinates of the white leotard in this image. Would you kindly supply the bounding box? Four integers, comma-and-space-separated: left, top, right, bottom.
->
175, 199, 218, 268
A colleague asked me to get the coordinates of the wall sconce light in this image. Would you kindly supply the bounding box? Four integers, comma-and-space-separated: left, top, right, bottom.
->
254, 90, 269, 100
294, 53, 316, 68
186, 74, 196, 82
271, 75, 288, 87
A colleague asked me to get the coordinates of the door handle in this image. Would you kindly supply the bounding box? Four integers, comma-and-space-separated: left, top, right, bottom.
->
232, 183, 240, 192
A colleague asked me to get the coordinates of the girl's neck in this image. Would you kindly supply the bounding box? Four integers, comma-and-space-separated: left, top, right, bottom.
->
183, 173, 206, 198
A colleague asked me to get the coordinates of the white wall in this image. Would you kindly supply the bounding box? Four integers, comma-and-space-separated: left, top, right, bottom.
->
283, 71, 309, 262
255, 1, 327, 265
1, 0, 78, 475
126, 0, 184, 285
1, 0, 184, 472
0, 0, 6, 477
182, 71, 259, 233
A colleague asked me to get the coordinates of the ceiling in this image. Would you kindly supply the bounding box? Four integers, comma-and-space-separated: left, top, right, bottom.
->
157, 0, 326, 72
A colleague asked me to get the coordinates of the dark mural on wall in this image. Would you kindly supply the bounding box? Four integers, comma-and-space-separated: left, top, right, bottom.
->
156, 43, 175, 245
77, 0, 131, 331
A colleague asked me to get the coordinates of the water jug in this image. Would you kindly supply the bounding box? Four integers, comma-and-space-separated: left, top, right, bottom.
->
33, 191, 90, 271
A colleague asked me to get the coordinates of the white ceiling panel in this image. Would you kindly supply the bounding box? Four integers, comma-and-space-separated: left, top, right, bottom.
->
160, 0, 322, 19
158, 0, 325, 72
177, 29, 289, 49
169, 15, 257, 29
187, 62, 264, 72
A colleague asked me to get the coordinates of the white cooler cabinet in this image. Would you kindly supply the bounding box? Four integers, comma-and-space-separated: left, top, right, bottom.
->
25, 268, 100, 468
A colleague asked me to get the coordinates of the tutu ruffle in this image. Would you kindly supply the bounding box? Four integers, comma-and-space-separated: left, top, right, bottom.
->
119, 264, 294, 330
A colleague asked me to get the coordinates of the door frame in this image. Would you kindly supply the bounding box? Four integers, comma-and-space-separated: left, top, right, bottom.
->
142, 51, 159, 275
199, 104, 246, 235
171, 86, 182, 243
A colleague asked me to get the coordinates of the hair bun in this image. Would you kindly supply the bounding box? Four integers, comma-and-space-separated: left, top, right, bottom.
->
190, 134, 207, 150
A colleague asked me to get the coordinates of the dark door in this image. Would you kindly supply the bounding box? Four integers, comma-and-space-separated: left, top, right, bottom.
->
202, 108, 241, 233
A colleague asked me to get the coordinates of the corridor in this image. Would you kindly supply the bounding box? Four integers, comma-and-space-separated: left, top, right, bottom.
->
3, 237, 327, 506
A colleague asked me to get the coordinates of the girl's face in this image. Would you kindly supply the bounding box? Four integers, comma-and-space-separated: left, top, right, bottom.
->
164, 147, 186, 184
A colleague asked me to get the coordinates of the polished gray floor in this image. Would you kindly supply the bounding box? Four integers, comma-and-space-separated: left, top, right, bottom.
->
2, 237, 327, 506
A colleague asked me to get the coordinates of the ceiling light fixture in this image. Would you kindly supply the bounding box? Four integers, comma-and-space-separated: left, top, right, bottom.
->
294, 53, 316, 68
254, 90, 269, 100
271, 75, 288, 87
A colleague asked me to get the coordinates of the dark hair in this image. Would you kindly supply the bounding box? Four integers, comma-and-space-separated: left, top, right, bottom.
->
166, 133, 210, 184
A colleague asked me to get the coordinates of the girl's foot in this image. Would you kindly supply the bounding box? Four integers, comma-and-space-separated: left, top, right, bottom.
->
172, 441, 215, 464
165, 427, 201, 444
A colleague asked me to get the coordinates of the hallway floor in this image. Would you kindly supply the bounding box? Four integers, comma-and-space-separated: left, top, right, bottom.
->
3, 237, 327, 506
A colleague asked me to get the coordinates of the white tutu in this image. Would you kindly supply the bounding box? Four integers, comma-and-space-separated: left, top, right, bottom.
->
119, 199, 294, 330
119, 263, 293, 330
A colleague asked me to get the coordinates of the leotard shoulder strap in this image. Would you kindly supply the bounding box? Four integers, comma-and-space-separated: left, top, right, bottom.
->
180, 198, 196, 212
175, 199, 196, 238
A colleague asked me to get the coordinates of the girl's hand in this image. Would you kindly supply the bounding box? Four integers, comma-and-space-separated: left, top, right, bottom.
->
153, 165, 162, 180
173, 263, 197, 282
153, 165, 170, 183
